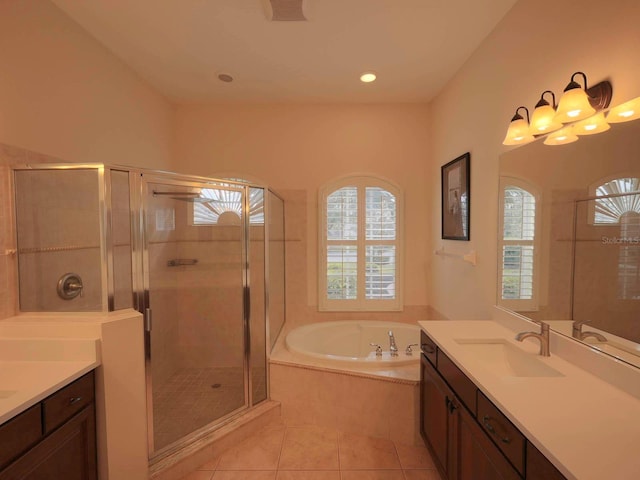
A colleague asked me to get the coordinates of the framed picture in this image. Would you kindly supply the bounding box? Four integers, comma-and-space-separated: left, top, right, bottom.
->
441, 152, 470, 240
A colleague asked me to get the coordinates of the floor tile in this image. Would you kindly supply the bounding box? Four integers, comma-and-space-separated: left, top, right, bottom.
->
216, 425, 285, 470
278, 426, 339, 470
340, 471, 405, 480
338, 432, 401, 470
212, 472, 276, 480
198, 455, 221, 471
403, 470, 443, 480
395, 443, 436, 469
276, 471, 340, 480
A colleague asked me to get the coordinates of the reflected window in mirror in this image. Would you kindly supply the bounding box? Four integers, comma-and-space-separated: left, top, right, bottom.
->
498, 178, 540, 311
591, 176, 640, 224
589, 176, 640, 300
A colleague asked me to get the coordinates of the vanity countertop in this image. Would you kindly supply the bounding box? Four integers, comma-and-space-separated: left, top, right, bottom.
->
418, 320, 640, 480
0, 337, 100, 424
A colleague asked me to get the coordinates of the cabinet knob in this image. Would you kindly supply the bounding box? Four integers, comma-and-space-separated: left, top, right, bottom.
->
68, 396, 83, 405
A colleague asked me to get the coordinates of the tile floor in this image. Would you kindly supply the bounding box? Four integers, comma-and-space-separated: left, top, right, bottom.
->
179, 424, 442, 480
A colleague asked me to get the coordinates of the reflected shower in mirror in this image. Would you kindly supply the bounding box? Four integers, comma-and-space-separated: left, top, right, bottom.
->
498, 98, 640, 368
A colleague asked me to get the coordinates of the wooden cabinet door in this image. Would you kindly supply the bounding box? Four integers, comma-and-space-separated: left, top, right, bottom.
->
0, 405, 97, 480
421, 353, 452, 478
455, 403, 520, 480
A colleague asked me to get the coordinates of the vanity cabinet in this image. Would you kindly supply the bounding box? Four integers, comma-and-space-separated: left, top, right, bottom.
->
0, 371, 97, 480
420, 331, 566, 480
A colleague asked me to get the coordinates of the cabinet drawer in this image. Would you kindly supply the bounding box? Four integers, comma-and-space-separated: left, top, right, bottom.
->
437, 350, 477, 413
477, 391, 525, 476
420, 331, 437, 367
43, 371, 94, 434
0, 404, 42, 469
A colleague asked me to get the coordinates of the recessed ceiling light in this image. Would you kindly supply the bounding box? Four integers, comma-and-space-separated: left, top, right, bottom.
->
360, 72, 377, 83
218, 73, 234, 83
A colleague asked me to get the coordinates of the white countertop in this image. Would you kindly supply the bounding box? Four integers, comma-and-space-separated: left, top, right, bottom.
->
419, 320, 640, 480
0, 337, 100, 424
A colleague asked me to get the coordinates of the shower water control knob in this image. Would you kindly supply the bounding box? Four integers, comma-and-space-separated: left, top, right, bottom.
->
57, 273, 84, 300
369, 343, 383, 357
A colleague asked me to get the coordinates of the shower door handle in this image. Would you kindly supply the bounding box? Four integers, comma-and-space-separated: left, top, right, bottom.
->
145, 308, 153, 332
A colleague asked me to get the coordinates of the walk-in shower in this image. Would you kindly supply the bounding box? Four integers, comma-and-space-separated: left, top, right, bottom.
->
12, 164, 286, 460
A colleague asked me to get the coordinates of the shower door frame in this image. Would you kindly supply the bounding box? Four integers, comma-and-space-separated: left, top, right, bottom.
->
133, 171, 260, 460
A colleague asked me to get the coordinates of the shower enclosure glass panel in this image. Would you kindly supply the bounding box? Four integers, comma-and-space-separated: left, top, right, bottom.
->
14, 168, 105, 311
144, 180, 247, 454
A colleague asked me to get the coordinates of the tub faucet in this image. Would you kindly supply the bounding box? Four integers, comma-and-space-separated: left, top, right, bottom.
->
388, 330, 398, 357
515, 321, 550, 357
572, 320, 607, 342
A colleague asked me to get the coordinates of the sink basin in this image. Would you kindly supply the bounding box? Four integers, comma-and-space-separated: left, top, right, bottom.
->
455, 338, 564, 378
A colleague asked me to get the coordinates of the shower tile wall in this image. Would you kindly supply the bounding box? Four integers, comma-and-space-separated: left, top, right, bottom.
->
0, 143, 62, 320
14, 169, 104, 311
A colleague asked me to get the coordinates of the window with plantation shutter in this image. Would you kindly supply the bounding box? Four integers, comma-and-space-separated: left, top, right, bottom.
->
589, 177, 640, 300
319, 176, 403, 311
498, 178, 539, 311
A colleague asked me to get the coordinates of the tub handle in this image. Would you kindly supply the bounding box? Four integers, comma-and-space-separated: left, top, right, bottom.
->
369, 343, 383, 357
405, 344, 419, 356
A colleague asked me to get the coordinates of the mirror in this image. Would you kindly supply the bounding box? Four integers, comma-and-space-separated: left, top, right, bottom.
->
498, 100, 640, 368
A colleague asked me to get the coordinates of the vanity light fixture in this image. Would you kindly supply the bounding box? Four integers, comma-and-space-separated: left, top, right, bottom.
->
543, 126, 578, 146
502, 106, 535, 145
529, 90, 563, 134
607, 96, 640, 123
360, 72, 377, 83
554, 72, 612, 123
573, 112, 611, 136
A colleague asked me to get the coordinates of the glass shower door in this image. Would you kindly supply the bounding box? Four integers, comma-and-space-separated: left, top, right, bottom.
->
142, 178, 248, 455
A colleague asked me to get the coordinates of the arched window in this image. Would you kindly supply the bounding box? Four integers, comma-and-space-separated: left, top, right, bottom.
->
192, 182, 264, 225
319, 176, 403, 311
590, 176, 640, 299
498, 178, 539, 311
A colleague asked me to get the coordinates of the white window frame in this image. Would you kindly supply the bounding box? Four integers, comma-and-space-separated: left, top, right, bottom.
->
318, 175, 403, 311
497, 177, 540, 312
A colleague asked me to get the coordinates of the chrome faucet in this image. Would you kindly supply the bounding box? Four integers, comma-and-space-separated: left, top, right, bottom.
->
388, 330, 398, 356
515, 321, 550, 357
572, 320, 607, 342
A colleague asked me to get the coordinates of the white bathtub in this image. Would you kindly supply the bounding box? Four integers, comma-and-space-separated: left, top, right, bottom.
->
285, 320, 420, 366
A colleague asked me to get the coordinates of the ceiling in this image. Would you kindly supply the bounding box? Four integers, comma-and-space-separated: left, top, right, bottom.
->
51, 0, 518, 104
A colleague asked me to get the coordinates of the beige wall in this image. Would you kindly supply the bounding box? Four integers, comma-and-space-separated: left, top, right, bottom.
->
0, 0, 173, 169
427, 0, 640, 320
173, 104, 432, 323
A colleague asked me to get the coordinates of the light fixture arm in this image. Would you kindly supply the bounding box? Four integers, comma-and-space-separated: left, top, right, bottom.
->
511, 106, 530, 123
536, 90, 557, 109
566, 71, 589, 91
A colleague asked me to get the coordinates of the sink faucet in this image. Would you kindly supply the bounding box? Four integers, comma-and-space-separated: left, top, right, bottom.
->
572, 320, 607, 342
388, 330, 398, 356
515, 322, 550, 357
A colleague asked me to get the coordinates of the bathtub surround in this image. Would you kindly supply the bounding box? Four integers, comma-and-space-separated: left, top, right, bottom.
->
269, 321, 422, 446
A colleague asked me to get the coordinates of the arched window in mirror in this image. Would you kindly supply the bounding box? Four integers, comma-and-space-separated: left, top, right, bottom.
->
592, 177, 640, 224
498, 178, 540, 311
318, 176, 403, 311
590, 176, 640, 300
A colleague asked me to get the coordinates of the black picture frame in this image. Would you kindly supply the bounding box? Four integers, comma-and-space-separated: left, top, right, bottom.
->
441, 152, 470, 240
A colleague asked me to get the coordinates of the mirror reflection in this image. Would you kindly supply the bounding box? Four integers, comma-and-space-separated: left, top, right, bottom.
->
498, 104, 640, 368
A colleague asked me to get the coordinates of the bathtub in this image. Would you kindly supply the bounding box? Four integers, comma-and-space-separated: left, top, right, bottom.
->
285, 320, 420, 366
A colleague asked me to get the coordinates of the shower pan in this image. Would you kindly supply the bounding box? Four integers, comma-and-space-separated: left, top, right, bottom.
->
12, 164, 286, 460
